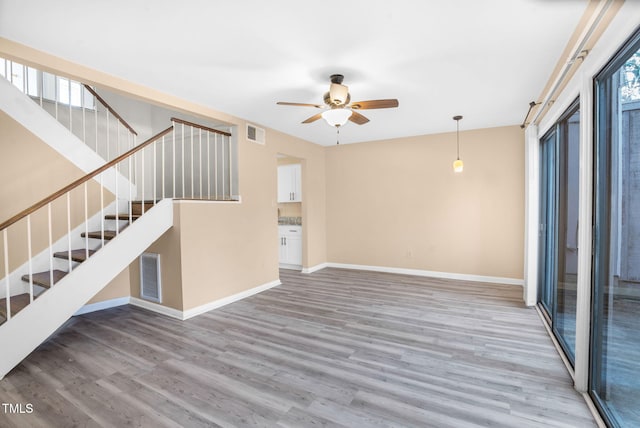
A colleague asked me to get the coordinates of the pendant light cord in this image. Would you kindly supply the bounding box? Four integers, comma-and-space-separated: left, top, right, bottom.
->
453, 115, 462, 159
456, 120, 460, 160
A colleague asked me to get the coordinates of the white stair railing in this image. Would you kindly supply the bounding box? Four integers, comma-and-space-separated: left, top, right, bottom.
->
0, 57, 138, 163
0, 120, 235, 325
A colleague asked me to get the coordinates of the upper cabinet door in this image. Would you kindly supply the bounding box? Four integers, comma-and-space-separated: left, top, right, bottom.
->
277, 164, 302, 203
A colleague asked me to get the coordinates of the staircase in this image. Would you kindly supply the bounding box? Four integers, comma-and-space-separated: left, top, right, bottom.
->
0, 199, 173, 379
1, 62, 235, 379
0, 201, 148, 326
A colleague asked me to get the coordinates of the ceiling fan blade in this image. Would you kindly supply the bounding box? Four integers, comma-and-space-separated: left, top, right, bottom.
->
350, 99, 399, 110
302, 112, 323, 124
277, 101, 325, 109
349, 111, 370, 125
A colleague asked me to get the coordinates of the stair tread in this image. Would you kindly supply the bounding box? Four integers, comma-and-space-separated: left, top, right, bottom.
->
0, 293, 33, 324
81, 230, 119, 240
53, 249, 96, 262
20, 270, 67, 289
105, 214, 142, 221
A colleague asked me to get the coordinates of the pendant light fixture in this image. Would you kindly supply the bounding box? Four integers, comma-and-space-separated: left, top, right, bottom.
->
452, 115, 464, 173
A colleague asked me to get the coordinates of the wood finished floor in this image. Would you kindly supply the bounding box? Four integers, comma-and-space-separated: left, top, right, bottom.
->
0, 268, 596, 427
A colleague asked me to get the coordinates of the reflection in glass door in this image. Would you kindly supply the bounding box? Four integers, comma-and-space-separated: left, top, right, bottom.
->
538, 100, 580, 364
538, 130, 556, 319
592, 36, 640, 427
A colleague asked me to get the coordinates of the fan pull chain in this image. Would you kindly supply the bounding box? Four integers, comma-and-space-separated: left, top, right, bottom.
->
336, 126, 340, 145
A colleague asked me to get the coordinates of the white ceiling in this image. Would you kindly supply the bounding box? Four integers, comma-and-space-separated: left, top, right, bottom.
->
0, 0, 587, 146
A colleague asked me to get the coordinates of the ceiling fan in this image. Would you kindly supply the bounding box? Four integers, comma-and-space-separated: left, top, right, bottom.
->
277, 74, 399, 128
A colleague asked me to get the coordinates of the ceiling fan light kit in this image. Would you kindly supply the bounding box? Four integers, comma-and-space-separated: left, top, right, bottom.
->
321, 109, 352, 127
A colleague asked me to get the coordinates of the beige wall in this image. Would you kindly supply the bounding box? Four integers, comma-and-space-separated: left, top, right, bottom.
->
0, 37, 327, 310
87, 267, 130, 304
2, 37, 525, 316
0, 111, 124, 301
325, 125, 525, 280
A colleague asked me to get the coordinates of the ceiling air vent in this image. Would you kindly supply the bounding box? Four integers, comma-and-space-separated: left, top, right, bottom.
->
140, 253, 162, 303
247, 123, 265, 145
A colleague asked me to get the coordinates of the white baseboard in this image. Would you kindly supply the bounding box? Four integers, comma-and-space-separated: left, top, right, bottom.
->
128, 279, 282, 321
129, 297, 184, 320
74, 296, 131, 316
182, 279, 281, 320
301, 263, 329, 274
279, 263, 302, 271
325, 263, 524, 286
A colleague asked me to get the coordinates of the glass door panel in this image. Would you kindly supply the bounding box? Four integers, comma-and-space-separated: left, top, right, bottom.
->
554, 104, 580, 362
538, 131, 556, 318
592, 40, 640, 428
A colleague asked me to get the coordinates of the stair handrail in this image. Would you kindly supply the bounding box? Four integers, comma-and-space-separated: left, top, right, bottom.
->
0, 126, 173, 232
84, 85, 138, 136
170, 117, 231, 136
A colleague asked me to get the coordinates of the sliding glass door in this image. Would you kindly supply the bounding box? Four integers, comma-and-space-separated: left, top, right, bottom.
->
592, 34, 640, 428
538, 100, 580, 364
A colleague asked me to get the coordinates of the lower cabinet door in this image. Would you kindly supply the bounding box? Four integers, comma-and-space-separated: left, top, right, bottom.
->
286, 235, 303, 265
278, 235, 287, 263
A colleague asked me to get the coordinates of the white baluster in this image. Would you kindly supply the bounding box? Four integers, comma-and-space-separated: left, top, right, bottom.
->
128, 154, 133, 224
153, 139, 157, 205
82, 86, 86, 146
48, 203, 53, 288
142, 147, 145, 214
100, 175, 105, 248
94, 95, 99, 154
162, 136, 166, 200
68, 79, 72, 135
106, 111, 110, 161
27, 215, 33, 302
173, 127, 176, 198
115, 161, 119, 237
3, 229, 10, 321
207, 131, 211, 199
54, 76, 58, 120
199, 129, 203, 199
214, 134, 219, 200
229, 134, 233, 199
222, 135, 226, 199
67, 193, 72, 273
191, 126, 194, 198
182, 123, 185, 198
84, 183, 89, 261
39, 70, 43, 107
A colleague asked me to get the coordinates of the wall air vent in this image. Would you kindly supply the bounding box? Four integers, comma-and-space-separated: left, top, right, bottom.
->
140, 253, 162, 303
247, 123, 266, 145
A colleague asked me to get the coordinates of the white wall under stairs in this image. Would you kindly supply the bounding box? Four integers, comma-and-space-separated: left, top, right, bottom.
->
0, 77, 133, 196
0, 199, 173, 380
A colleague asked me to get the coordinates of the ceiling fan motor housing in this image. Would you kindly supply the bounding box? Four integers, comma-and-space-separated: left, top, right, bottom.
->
324, 89, 350, 107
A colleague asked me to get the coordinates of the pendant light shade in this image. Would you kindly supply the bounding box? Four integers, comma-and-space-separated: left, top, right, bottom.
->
453, 115, 463, 173
322, 108, 352, 127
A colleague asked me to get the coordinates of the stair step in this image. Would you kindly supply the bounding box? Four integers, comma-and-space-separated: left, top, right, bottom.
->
53, 249, 96, 263
81, 230, 118, 240
105, 214, 142, 221
0, 293, 33, 325
21, 270, 67, 289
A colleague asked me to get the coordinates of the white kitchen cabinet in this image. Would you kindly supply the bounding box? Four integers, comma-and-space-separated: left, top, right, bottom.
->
278, 225, 302, 267
277, 164, 302, 203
